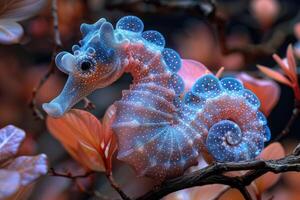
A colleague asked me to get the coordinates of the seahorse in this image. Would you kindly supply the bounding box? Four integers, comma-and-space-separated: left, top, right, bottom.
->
43, 16, 271, 180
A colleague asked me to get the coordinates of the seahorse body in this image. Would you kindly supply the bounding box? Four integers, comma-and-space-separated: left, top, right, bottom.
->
43, 16, 271, 180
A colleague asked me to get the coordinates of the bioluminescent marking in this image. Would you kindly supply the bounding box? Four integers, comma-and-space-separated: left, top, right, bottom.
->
43, 16, 271, 180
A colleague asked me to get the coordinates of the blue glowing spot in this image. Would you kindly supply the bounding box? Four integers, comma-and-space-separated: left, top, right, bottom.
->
116, 16, 144, 33
162, 48, 181, 73
149, 158, 157, 166
179, 158, 186, 166
243, 89, 260, 108
221, 77, 243, 92
173, 96, 183, 109
256, 111, 267, 125
254, 136, 264, 156
184, 91, 205, 108
192, 74, 222, 98
262, 125, 271, 142
164, 162, 171, 169
142, 30, 165, 48
168, 74, 185, 95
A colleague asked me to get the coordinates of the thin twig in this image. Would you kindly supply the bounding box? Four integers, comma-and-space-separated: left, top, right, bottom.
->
48, 167, 94, 179
274, 100, 300, 141
106, 0, 299, 64
29, 0, 62, 120
83, 97, 96, 111
106, 173, 132, 200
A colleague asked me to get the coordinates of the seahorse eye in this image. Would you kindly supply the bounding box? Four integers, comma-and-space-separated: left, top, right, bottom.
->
80, 61, 92, 71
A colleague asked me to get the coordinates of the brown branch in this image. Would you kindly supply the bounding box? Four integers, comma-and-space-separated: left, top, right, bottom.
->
106, 0, 299, 64
83, 97, 96, 111
48, 167, 94, 179
106, 173, 132, 200
274, 99, 300, 141
136, 148, 300, 200
106, 0, 215, 18
213, 11, 300, 63
29, 0, 62, 120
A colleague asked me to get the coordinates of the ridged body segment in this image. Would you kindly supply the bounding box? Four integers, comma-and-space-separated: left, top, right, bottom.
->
113, 35, 202, 180
45, 15, 271, 181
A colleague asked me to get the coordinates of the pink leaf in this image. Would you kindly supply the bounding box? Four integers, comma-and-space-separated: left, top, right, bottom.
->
0, 20, 23, 44
178, 59, 211, 92
257, 64, 293, 87
0, 169, 21, 199
6, 154, 48, 185
0, 125, 25, 163
237, 73, 280, 116
272, 54, 296, 83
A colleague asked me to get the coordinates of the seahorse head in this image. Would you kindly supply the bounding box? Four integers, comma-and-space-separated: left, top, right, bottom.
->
43, 18, 124, 117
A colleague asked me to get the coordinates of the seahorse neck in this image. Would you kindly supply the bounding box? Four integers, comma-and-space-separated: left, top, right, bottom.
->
120, 42, 168, 83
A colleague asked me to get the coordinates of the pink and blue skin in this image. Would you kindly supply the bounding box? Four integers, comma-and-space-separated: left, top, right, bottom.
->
43, 16, 271, 180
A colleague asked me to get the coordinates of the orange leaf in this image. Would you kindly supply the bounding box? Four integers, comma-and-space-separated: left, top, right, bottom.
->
255, 142, 285, 193
273, 54, 295, 82
237, 73, 280, 116
77, 141, 106, 171
284, 171, 300, 190
0, 125, 25, 163
191, 185, 230, 200
215, 67, 225, 78
6, 154, 48, 185
47, 109, 102, 153
0, 169, 20, 199
102, 105, 118, 172
286, 44, 298, 82
178, 59, 211, 92
257, 64, 293, 87
46, 108, 118, 173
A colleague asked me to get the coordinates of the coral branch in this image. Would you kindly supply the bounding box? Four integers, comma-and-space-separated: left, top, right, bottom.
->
29, 0, 62, 120
136, 147, 300, 200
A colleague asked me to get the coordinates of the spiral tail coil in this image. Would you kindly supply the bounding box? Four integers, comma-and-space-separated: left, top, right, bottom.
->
185, 74, 271, 162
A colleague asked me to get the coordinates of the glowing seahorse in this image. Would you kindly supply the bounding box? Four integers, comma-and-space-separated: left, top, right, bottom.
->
43, 16, 271, 180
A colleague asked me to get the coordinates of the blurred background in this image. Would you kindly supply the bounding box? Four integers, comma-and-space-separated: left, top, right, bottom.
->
1, 0, 300, 199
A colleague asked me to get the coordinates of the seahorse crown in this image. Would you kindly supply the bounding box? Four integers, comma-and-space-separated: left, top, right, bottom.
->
43, 16, 271, 180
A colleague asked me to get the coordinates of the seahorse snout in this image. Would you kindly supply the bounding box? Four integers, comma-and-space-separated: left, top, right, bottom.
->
43, 102, 64, 118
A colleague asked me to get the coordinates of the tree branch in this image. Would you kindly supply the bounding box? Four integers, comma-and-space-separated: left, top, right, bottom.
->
106, 0, 299, 64
106, 173, 132, 200
136, 148, 300, 200
29, 0, 62, 120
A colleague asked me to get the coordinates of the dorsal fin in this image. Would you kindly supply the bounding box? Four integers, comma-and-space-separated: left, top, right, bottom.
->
116, 16, 144, 33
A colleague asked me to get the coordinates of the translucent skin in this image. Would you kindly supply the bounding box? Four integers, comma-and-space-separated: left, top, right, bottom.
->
43, 16, 271, 180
